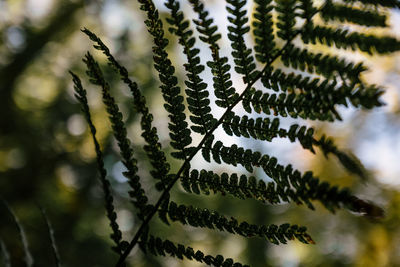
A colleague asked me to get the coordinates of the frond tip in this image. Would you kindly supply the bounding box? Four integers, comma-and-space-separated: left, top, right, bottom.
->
70, 71, 126, 254
346, 196, 385, 219
82, 53, 149, 218
190, 0, 239, 108
253, 0, 275, 63
227, 0, 258, 82
165, 0, 216, 135
81, 28, 171, 191
137, 0, 192, 160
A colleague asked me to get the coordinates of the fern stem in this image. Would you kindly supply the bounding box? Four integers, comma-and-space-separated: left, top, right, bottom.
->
0, 238, 11, 267
39, 207, 62, 267
116, 8, 317, 266
1, 198, 33, 267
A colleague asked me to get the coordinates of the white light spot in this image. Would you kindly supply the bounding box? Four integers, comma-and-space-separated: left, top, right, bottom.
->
67, 114, 86, 136
26, 0, 53, 19
6, 26, 26, 51
116, 209, 134, 232
6, 148, 26, 169
58, 165, 80, 189
112, 161, 129, 183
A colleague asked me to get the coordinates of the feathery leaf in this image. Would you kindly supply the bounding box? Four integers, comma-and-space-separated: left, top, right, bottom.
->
160, 201, 314, 244
253, 0, 276, 63
343, 0, 400, 8
302, 24, 400, 55
82, 54, 150, 218
227, 0, 258, 82
276, 0, 298, 40
190, 0, 239, 108
72, 0, 398, 265
70, 71, 127, 252
281, 44, 366, 82
81, 28, 171, 190
137, 0, 192, 160
202, 142, 381, 215
165, 0, 216, 135
321, 1, 387, 27
140, 235, 250, 266
242, 87, 339, 121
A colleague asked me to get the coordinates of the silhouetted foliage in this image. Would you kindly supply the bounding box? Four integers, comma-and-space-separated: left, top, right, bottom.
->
71, 0, 400, 265
2, 0, 400, 266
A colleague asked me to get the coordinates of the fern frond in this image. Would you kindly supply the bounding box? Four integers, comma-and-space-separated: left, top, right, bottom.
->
181, 167, 370, 213
160, 201, 314, 245
276, 0, 298, 40
222, 112, 279, 141
343, 0, 400, 8
204, 141, 255, 172
0, 238, 11, 267
227, 0, 258, 82
260, 69, 343, 119
180, 169, 314, 209
82, 54, 149, 217
321, 1, 387, 27
299, 0, 318, 23
222, 112, 326, 153
302, 24, 400, 55
189, 0, 221, 45
74, 0, 397, 265
352, 83, 385, 108
1, 199, 33, 267
190, 0, 239, 108
201, 142, 382, 215
260, 68, 383, 111
81, 29, 171, 191
315, 135, 370, 181
70, 71, 127, 253
261, 68, 328, 93
253, 0, 275, 63
165, 0, 216, 135
282, 44, 366, 82
181, 169, 302, 205
182, 169, 382, 216
139, 235, 250, 266
201, 142, 273, 183
137, 0, 192, 160
242, 88, 339, 121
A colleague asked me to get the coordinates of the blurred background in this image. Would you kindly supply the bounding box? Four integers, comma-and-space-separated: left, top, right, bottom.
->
0, 0, 400, 266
